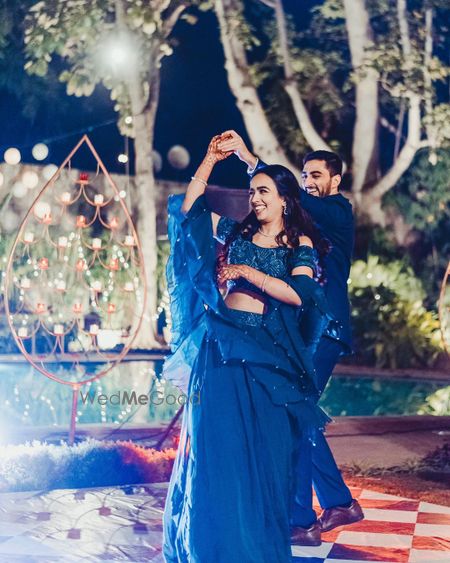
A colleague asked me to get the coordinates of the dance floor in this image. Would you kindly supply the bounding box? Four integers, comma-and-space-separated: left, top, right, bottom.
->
0, 483, 449, 562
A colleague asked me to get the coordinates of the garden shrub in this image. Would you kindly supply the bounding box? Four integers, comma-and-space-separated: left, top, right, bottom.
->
349, 255, 442, 368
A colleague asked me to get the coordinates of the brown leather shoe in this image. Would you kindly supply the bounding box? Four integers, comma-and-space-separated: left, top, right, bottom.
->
318, 499, 364, 532
290, 521, 321, 546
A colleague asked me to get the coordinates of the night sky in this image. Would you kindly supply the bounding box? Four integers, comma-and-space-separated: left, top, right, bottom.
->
0, 9, 255, 189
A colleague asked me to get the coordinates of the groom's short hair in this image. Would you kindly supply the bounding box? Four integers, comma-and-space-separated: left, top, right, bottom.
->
303, 150, 343, 177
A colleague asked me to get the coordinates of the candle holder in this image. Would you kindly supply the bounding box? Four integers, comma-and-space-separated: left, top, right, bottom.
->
4, 135, 146, 446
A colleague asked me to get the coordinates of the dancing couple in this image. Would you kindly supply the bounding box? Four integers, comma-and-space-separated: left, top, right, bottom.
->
162, 131, 363, 562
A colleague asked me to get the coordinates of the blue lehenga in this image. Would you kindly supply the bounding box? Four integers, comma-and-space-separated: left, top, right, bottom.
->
162, 194, 331, 563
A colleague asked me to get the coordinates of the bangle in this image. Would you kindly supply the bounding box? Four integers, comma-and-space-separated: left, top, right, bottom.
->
191, 176, 207, 187
260, 273, 269, 293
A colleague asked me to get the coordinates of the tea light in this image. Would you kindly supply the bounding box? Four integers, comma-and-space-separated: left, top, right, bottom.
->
42, 213, 52, 225
107, 303, 116, 314
36, 302, 46, 314
73, 302, 82, 314
18, 327, 28, 338
109, 216, 119, 229
58, 236, 68, 248
23, 232, 34, 243
94, 194, 104, 205
124, 282, 134, 292
75, 258, 86, 272
124, 235, 135, 246
56, 280, 66, 291
21, 278, 31, 289
110, 258, 119, 271
38, 257, 49, 270
61, 192, 71, 204
92, 238, 102, 250
91, 280, 102, 291
89, 324, 99, 335
54, 324, 64, 335
76, 215, 86, 228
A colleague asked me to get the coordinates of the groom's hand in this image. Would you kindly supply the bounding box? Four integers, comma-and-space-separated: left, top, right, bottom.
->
217, 130, 258, 169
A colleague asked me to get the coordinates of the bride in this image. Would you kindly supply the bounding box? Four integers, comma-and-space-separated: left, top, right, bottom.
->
162, 135, 331, 562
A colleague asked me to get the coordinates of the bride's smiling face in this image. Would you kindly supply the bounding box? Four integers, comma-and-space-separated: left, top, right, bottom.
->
249, 173, 285, 224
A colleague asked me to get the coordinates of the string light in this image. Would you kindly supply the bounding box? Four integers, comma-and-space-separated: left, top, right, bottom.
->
4, 147, 21, 165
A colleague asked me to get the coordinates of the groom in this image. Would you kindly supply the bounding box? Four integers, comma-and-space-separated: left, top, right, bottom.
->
218, 131, 364, 545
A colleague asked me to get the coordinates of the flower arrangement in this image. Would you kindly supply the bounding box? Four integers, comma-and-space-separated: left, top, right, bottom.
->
0, 439, 176, 493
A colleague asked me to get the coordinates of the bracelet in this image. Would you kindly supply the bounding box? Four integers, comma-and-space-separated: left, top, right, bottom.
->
191, 176, 207, 187
260, 273, 269, 293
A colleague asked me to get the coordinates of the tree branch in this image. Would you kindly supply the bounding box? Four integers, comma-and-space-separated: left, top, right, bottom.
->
423, 6, 436, 147
274, 0, 332, 152
162, 3, 187, 38
397, 0, 412, 57
369, 94, 421, 200
258, 0, 276, 8
214, 0, 296, 171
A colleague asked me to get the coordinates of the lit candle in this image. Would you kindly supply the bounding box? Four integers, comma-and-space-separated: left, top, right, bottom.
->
38, 257, 49, 270
89, 324, 99, 335
92, 238, 102, 250
109, 216, 119, 229
110, 258, 119, 271
107, 303, 116, 314
18, 327, 28, 338
76, 215, 86, 228
21, 278, 31, 289
94, 194, 104, 205
56, 280, 66, 291
124, 282, 134, 292
24, 232, 34, 243
36, 302, 46, 314
73, 302, 82, 314
91, 280, 102, 291
61, 192, 71, 204
75, 258, 86, 272
54, 324, 64, 335
124, 235, 135, 246
58, 236, 68, 248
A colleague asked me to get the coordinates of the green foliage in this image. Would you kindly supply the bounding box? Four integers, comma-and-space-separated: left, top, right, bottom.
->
419, 386, 450, 415
386, 148, 450, 299
22, 0, 198, 135
349, 256, 442, 368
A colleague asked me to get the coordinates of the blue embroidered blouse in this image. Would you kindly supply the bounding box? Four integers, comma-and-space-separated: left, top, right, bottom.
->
216, 215, 319, 296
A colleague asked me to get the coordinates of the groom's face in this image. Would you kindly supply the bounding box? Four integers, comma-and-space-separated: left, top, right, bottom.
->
301, 160, 340, 197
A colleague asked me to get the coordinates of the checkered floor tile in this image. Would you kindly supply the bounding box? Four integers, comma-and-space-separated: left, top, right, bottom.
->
0, 484, 449, 561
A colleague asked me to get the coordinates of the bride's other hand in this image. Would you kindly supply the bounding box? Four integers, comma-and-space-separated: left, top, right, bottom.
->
217, 264, 249, 285
206, 135, 233, 164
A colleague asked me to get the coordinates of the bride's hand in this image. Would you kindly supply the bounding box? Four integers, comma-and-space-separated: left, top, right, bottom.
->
217, 264, 249, 284
206, 135, 233, 164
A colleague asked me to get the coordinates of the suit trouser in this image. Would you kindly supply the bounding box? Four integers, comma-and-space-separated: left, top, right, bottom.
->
291, 337, 353, 527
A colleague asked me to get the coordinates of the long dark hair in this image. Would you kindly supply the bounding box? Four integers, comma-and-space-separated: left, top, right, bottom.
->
218, 164, 331, 281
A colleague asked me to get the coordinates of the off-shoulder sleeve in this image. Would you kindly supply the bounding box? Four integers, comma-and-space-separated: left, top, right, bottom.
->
216, 216, 239, 243
290, 245, 318, 275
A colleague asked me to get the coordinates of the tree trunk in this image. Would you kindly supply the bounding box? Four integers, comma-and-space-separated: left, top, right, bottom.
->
214, 0, 297, 172
127, 61, 161, 349
343, 0, 379, 207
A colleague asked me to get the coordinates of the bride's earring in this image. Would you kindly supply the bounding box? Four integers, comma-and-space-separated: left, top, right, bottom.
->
282, 203, 288, 216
